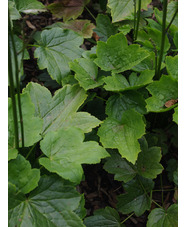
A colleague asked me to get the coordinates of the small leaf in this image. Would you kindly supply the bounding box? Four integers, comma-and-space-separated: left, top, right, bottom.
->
69, 58, 104, 90
8, 154, 40, 194
166, 55, 178, 80
137, 138, 163, 179
146, 75, 178, 112
48, 0, 90, 21
94, 33, 149, 73
173, 107, 178, 124
47, 20, 95, 38
24, 82, 101, 135
117, 177, 154, 216
39, 127, 109, 183
147, 204, 178, 227
34, 28, 84, 84
108, 0, 152, 22
8, 92, 43, 148
8, 1, 21, 21
103, 150, 136, 182
98, 109, 146, 164
8, 175, 85, 227
106, 91, 147, 121
14, 0, 46, 14
84, 207, 124, 227
94, 14, 118, 41
103, 70, 154, 92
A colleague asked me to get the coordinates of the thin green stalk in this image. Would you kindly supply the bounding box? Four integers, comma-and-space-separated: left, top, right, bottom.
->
121, 212, 135, 224
26, 143, 37, 160
160, 175, 164, 207
85, 6, 96, 21
9, 12, 25, 147
133, 0, 137, 41
152, 199, 163, 209
156, 0, 168, 79
134, 0, 141, 41
165, 8, 178, 33
8, 40, 19, 149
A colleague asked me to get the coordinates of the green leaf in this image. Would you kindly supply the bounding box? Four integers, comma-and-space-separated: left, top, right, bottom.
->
47, 20, 95, 38
103, 70, 154, 92
39, 127, 109, 183
106, 91, 147, 121
8, 148, 18, 161
8, 175, 85, 227
103, 138, 163, 182
137, 27, 170, 54
8, 92, 43, 148
98, 109, 146, 164
108, 0, 152, 22
48, 0, 90, 21
24, 82, 101, 135
94, 33, 149, 73
147, 204, 178, 227
14, 0, 46, 14
94, 14, 118, 42
117, 177, 154, 216
8, 154, 40, 194
34, 28, 84, 84
103, 150, 136, 182
9, 35, 29, 87
69, 58, 104, 90
165, 55, 178, 81
137, 138, 163, 179
173, 107, 178, 124
8, 1, 21, 21
84, 207, 124, 227
146, 75, 178, 112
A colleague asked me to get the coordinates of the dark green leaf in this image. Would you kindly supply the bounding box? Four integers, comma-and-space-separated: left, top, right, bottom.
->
173, 107, 178, 124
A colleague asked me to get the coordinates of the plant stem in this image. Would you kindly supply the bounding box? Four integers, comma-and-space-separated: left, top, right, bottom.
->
165, 8, 178, 33
133, 0, 137, 41
26, 143, 37, 160
152, 199, 163, 209
134, 0, 141, 41
156, 0, 168, 79
85, 6, 96, 21
160, 175, 164, 207
121, 212, 135, 224
8, 12, 19, 149
9, 12, 25, 148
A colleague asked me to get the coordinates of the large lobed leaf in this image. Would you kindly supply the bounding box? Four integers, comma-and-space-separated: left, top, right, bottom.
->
13, 0, 46, 14
24, 82, 101, 135
39, 127, 109, 183
98, 109, 146, 164
34, 28, 84, 84
94, 33, 150, 73
8, 175, 85, 227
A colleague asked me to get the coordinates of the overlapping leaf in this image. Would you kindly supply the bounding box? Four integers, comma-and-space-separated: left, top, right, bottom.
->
117, 177, 154, 216
98, 109, 146, 164
48, 0, 90, 21
9, 154, 40, 194
24, 82, 101, 135
47, 20, 95, 38
39, 127, 109, 183
146, 75, 178, 112
69, 58, 104, 90
104, 138, 163, 182
8, 175, 85, 227
166, 55, 178, 80
103, 70, 154, 92
8, 92, 43, 148
108, 0, 152, 22
147, 204, 178, 227
106, 91, 147, 121
173, 107, 178, 124
94, 33, 149, 73
34, 28, 84, 84
84, 207, 125, 227
12, 0, 46, 14
8, 148, 18, 161
94, 14, 118, 41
